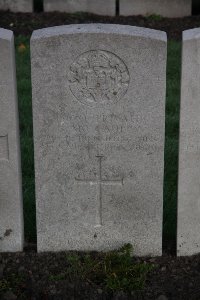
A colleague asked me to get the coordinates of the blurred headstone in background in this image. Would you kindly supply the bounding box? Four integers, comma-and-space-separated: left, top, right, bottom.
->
43, 0, 116, 16
0, 0, 33, 12
120, 0, 192, 17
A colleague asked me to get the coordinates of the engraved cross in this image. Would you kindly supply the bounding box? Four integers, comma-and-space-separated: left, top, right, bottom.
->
75, 156, 124, 227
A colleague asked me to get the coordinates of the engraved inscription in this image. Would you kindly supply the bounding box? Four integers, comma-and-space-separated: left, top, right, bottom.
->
0, 135, 9, 160
75, 156, 124, 227
68, 50, 130, 106
41, 110, 161, 158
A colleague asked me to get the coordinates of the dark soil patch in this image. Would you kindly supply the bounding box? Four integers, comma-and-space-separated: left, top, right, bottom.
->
0, 10, 200, 40
1, 248, 200, 300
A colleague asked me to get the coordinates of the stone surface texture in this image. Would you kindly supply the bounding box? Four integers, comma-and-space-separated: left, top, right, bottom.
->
177, 28, 200, 256
0, 29, 23, 252
43, 0, 115, 16
0, 0, 33, 12
31, 24, 167, 256
120, 0, 192, 17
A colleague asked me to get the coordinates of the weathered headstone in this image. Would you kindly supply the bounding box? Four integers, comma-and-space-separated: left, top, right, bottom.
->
31, 24, 167, 255
43, 0, 115, 16
0, 29, 24, 252
120, 0, 192, 18
0, 0, 33, 12
177, 28, 200, 256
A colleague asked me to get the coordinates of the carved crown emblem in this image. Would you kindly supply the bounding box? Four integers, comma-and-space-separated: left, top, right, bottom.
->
68, 50, 130, 107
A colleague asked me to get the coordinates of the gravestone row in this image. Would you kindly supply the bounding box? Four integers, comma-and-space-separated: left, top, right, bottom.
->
1, 24, 200, 257
43, 0, 192, 17
120, 0, 192, 18
0, 0, 192, 17
43, 0, 116, 16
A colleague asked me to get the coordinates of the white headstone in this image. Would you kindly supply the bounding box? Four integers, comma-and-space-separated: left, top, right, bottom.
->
31, 24, 167, 256
0, 29, 24, 252
0, 0, 33, 12
120, 0, 192, 18
43, 0, 115, 16
178, 28, 200, 256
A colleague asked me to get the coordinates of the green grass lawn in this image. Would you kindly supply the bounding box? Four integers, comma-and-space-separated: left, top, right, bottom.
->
15, 36, 181, 245
16, 36, 36, 242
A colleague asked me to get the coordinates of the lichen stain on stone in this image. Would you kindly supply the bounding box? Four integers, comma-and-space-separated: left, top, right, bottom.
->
4, 229, 12, 237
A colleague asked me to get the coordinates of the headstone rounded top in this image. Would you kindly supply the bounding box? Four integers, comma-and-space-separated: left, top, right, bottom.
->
31, 24, 167, 42
183, 28, 200, 41
0, 29, 13, 41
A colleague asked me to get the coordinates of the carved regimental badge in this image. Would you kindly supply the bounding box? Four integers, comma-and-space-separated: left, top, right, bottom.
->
68, 50, 130, 106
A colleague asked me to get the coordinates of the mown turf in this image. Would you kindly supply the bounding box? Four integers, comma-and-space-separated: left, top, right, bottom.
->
15, 36, 36, 242
15, 36, 181, 247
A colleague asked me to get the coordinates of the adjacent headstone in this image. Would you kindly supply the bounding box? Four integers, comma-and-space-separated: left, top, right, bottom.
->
43, 0, 115, 16
0, 0, 33, 12
178, 28, 200, 256
0, 29, 23, 252
120, 0, 192, 18
31, 24, 167, 255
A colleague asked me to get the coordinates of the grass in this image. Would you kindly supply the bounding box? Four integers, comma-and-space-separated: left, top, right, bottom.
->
146, 14, 164, 21
15, 36, 181, 246
50, 244, 153, 292
15, 36, 36, 242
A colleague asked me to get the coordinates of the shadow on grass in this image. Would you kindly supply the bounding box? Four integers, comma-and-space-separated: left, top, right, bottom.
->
163, 40, 181, 254
16, 36, 36, 243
